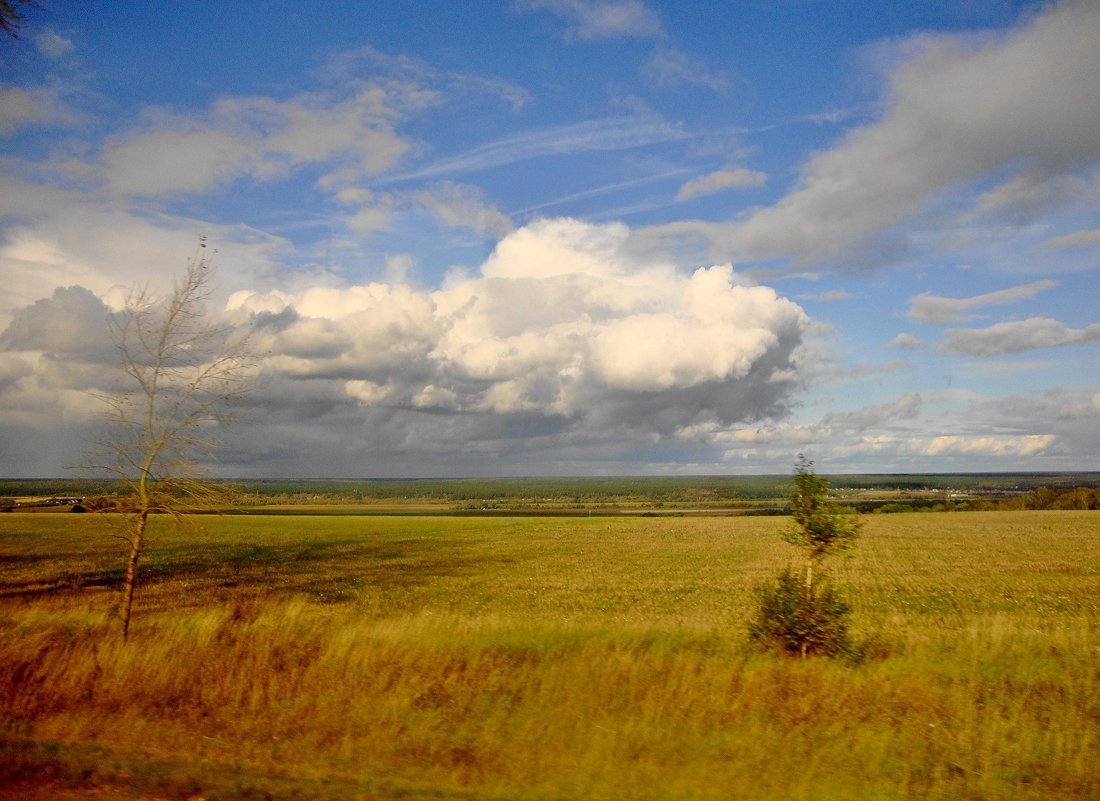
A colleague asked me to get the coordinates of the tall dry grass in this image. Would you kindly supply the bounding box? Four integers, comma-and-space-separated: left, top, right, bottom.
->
1, 511, 1098, 799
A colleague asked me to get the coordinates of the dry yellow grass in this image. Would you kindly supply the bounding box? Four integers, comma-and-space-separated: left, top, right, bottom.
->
1, 511, 1098, 799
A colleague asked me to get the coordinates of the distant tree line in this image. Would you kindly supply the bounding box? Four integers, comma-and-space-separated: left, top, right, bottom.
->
6, 479, 1099, 515
860, 486, 1100, 514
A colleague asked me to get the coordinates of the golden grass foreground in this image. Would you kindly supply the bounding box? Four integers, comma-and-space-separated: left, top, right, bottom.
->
1, 511, 1098, 799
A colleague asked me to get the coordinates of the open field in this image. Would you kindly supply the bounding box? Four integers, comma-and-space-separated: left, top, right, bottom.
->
1, 511, 1098, 800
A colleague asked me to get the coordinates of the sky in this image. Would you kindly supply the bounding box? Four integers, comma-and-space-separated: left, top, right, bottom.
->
1, 0, 1098, 478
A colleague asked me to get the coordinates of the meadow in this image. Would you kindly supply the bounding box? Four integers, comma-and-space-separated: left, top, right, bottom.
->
1, 510, 1098, 800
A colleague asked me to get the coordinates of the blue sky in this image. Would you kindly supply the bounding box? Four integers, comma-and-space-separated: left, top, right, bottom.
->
1, 0, 1098, 477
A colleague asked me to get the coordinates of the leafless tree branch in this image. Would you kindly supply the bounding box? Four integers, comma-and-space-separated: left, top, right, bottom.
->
83, 239, 254, 640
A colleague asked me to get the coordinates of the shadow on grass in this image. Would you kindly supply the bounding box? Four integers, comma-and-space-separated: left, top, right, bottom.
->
1, 737, 474, 801
0, 535, 494, 608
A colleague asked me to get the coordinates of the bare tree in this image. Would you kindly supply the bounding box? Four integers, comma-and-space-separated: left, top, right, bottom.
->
90, 239, 253, 639
1, 0, 37, 39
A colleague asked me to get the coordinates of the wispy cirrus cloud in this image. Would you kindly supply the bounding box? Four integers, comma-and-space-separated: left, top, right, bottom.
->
642, 47, 729, 92
510, 168, 691, 217
389, 115, 687, 182
322, 45, 531, 112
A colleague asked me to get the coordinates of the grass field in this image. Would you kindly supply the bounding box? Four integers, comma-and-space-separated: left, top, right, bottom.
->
1, 511, 1098, 800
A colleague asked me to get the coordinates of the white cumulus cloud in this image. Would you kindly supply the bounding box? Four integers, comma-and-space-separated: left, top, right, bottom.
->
231, 218, 810, 440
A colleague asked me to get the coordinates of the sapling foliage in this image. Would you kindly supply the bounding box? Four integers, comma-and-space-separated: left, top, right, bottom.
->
749, 455, 861, 658
784, 454, 861, 594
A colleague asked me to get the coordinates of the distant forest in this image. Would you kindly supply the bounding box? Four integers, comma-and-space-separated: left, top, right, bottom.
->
3, 473, 1099, 513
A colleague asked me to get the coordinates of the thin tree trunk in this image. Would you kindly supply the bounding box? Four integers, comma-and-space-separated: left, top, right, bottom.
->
802, 558, 814, 660
120, 512, 147, 641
